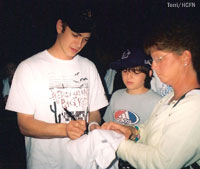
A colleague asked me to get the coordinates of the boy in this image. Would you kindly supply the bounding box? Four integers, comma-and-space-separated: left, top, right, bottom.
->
103, 48, 161, 125
103, 47, 161, 168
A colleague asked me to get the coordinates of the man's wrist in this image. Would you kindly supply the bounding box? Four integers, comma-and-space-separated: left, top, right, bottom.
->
88, 121, 99, 132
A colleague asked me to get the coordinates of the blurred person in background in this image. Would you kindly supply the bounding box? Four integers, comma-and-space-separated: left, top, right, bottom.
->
2, 61, 17, 105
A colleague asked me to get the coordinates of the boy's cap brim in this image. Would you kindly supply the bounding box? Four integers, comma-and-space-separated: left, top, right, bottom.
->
110, 60, 146, 70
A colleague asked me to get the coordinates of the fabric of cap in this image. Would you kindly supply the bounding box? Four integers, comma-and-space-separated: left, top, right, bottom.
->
60, 2, 95, 33
110, 48, 152, 70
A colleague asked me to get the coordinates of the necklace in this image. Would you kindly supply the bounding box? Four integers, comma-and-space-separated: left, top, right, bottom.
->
171, 88, 200, 108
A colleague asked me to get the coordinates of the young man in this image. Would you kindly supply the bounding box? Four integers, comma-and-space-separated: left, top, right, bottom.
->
6, 3, 108, 169
103, 48, 161, 125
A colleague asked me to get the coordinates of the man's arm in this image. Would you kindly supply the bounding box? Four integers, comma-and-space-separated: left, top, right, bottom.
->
88, 110, 101, 131
17, 112, 86, 139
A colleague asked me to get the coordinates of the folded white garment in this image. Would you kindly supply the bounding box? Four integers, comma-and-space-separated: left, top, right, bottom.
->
66, 129, 125, 169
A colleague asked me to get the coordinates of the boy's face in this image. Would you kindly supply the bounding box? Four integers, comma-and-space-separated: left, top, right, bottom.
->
57, 20, 91, 59
121, 66, 147, 94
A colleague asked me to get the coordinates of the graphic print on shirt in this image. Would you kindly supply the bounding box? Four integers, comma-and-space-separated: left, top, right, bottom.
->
49, 72, 89, 123
114, 110, 139, 125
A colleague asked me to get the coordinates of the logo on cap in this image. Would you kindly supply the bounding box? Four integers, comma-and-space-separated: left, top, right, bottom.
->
80, 9, 93, 21
87, 10, 92, 18
144, 59, 152, 66
121, 49, 131, 59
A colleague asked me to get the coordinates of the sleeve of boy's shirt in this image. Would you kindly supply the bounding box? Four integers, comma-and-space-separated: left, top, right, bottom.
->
103, 104, 113, 122
103, 95, 115, 122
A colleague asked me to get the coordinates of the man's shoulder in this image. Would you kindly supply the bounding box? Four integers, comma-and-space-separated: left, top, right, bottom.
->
20, 50, 47, 64
27, 50, 47, 61
77, 55, 94, 64
15, 50, 47, 73
76, 55, 97, 71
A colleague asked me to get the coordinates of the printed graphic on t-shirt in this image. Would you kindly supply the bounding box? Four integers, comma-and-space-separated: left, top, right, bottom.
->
114, 110, 139, 124
48, 72, 89, 123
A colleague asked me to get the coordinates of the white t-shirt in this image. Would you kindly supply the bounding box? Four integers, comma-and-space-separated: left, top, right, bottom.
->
6, 50, 108, 169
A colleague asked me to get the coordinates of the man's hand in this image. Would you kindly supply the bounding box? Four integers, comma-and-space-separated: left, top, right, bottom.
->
66, 120, 86, 140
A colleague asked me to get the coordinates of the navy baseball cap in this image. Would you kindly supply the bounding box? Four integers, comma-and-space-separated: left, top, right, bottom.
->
110, 48, 152, 70
60, 2, 95, 33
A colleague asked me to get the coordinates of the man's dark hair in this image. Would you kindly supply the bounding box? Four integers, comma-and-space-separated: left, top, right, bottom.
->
61, 22, 68, 33
144, 19, 200, 82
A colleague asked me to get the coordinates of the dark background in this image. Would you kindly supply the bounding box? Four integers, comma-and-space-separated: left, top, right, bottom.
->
1, 0, 199, 68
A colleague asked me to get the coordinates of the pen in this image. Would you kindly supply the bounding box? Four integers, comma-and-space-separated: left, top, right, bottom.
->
64, 108, 88, 134
64, 108, 76, 120
84, 113, 89, 134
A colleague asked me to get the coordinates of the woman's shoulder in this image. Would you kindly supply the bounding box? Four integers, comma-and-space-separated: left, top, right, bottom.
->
185, 89, 200, 102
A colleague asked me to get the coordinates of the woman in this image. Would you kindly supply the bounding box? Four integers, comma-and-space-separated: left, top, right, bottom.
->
101, 20, 200, 169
